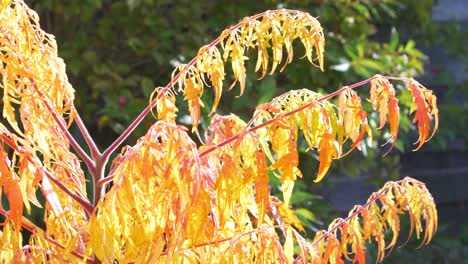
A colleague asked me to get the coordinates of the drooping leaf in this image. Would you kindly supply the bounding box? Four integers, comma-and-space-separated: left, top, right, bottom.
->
0, 145, 23, 229
154, 9, 325, 131
369, 75, 400, 153
408, 79, 439, 151
305, 177, 437, 263
338, 88, 370, 153
152, 87, 178, 123
254, 151, 270, 226
277, 202, 305, 233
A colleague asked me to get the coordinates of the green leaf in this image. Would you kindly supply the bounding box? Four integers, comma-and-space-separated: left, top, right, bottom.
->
344, 45, 358, 60
141, 77, 154, 96
352, 3, 371, 19
380, 3, 397, 18
296, 208, 315, 222
405, 40, 415, 50
359, 59, 382, 71
257, 77, 276, 104
390, 27, 399, 51
291, 191, 321, 204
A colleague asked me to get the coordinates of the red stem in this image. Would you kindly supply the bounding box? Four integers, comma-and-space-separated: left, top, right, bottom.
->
74, 113, 101, 158
199, 76, 378, 157
43, 169, 95, 216
0, 208, 94, 263
97, 76, 379, 186
29, 79, 95, 173
101, 9, 296, 163
160, 225, 281, 256
96, 163, 118, 186
309, 179, 404, 248
73, 112, 106, 205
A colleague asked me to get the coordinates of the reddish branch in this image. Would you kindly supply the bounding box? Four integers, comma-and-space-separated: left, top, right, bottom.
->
159, 225, 280, 256
0, 132, 94, 215
101, 9, 301, 163
42, 170, 95, 216
73, 113, 106, 205
0, 208, 94, 263
73, 113, 101, 160
96, 76, 380, 186
309, 178, 404, 248
29, 79, 95, 173
199, 76, 379, 157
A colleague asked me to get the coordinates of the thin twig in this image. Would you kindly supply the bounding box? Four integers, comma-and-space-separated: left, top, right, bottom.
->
101, 9, 296, 162
0, 208, 94, 263
309, 179, 404, 248
29, 79, 95, 173
73, 112, 101, 159
98, 76, 379, 185
160, 225, 281, 256
43, 169, 95, 216
199, 76, 378, 157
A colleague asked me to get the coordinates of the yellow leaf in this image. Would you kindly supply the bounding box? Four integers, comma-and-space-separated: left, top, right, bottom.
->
278, 202, 304, 232
254, 152, 269, 225
369, 76, 400, 153
284, 228, 294, 263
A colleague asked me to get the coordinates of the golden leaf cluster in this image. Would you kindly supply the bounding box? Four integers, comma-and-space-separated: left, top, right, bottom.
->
0, 1, 440, 263
245, 75, 437, 190
1, 1, 87, 261
87, 118, 438, 262
154, 9, 325, 131
309, 177, 437, 263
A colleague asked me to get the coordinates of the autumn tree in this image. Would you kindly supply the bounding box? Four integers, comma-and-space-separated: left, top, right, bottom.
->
0, 1, 439, 263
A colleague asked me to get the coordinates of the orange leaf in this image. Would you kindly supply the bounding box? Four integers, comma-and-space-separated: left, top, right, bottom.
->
409, 80, 439, 151
315, 132, 337, 182
183, 76, 204, 132
254, 151, 269, 225
383, 95, 400, 155
338, 89, 370, 154
369, 76, 400, 153
0, 147, 23, 229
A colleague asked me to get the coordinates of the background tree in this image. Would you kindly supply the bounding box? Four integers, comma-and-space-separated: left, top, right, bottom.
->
26, 0, 429, 144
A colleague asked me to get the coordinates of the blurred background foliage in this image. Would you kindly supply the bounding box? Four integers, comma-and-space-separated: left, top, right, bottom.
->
28, 0, 431, 146
11, 0, 467, 262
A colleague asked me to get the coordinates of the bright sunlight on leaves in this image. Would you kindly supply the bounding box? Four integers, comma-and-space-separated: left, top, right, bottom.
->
0, 1, 439, 263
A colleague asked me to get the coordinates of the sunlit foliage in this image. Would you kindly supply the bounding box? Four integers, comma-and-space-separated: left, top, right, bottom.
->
0, 1, 439, 263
